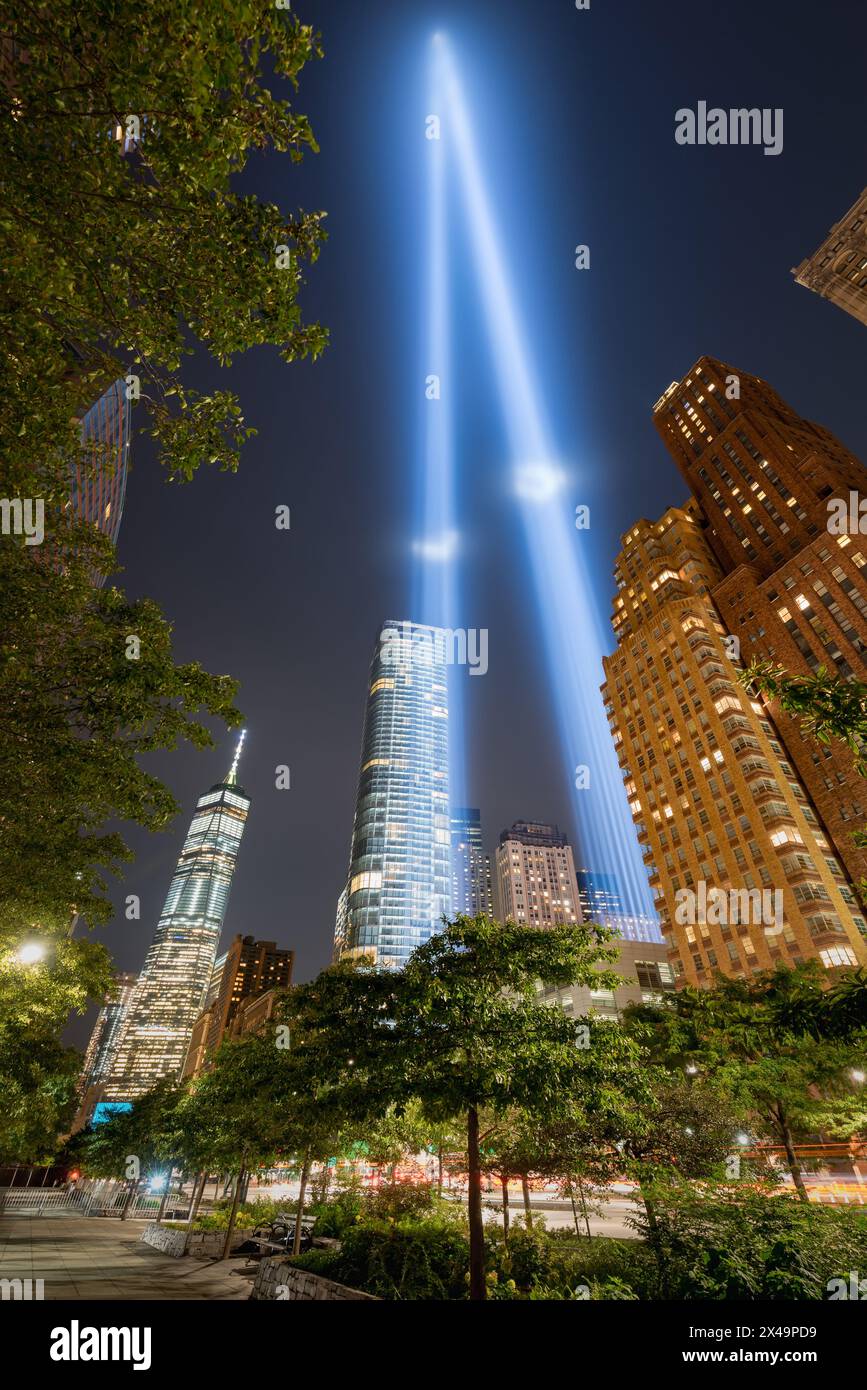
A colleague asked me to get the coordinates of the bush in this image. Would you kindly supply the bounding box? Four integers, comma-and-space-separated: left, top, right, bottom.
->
292, 1219, 471, 1300
362, 1182, 437, 1224
310, 1190, 364, 1239
634, 1188, 867, 1300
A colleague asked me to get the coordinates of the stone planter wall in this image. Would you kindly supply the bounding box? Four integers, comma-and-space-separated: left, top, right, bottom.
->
251, 1255, 378, 1301
140, 1222, 249, 1260
141, 1223, 187, 1257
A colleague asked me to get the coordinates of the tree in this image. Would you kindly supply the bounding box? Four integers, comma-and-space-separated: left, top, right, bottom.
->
389, 915, 643, 1300
0, 540, 242, 938
625, 964, 867, 1201
1, 2, 329, 1067
2, 1, 328, 500
76, 1078, 185, 1217
0, 930, 112, 1163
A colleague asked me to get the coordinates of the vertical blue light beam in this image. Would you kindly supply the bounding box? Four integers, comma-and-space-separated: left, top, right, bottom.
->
435, 34, 655, 923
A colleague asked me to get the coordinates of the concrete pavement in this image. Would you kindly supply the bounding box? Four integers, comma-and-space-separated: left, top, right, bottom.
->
0, 1216, 256, 1300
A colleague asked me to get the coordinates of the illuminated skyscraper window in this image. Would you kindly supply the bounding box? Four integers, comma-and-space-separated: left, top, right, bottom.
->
335, 621, 451, 970
103, 734, 251, 1102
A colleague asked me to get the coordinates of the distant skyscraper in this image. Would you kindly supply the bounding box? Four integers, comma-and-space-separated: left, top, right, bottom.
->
495, 821, 581, 927
103, 733, 251, 1102
792, 187, 867, 329
450, 807, 494, 917
334, 620, 451, 969
574, 869, 661, 943
182, 935, 294, 1079
79, 972, 138, 1093
74, 377, 131, 551
602, 503, 867, 985
653, 355, 867, 892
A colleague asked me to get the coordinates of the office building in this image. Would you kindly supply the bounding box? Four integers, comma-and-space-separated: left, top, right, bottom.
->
182, 935, 293, 1078
792, 187, 867, 329
334, 621, 451, 969
450, 807, 494, 917
102, 734, 251, 1102
602, 503, 867, 985
653, 355, 867, 890
495, 821, 582, 927
535, 938, 676, 1020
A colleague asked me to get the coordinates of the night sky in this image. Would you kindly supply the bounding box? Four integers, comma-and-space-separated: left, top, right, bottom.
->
71, 0, 867, 1041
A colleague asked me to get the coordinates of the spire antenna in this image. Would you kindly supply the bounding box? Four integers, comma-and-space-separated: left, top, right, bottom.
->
227, 728, 247, 785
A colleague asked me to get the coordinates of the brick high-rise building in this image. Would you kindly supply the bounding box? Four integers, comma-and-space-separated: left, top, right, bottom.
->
182, 935, 293, 1079
495, 821, 582, 927
602, 504, 867, 987
792, 187, 867, 329
652, 355, 867, 894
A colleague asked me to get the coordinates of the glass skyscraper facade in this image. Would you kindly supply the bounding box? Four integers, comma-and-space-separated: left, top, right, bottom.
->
79, 972, 138, 1093
450, 807, 494, 917
74, 378, 131, 548
335, 620, 451, 969
103, 737, 251, 1102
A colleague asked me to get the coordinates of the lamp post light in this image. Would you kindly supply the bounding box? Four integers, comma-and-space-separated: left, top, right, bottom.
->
16, 941, 46, 965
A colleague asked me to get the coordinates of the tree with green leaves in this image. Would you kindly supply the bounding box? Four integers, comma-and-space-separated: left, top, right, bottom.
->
389, 915, 644, 1300
1, 3, 329, 1137
2, 0, 327, 500
75, 1077, 185, 1217
625, 963, 867, 1201
0, 930, 113, 1163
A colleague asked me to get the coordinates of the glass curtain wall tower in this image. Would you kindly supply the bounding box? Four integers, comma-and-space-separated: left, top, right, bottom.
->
103, 734, 251, 1102
335, 621, 451, 969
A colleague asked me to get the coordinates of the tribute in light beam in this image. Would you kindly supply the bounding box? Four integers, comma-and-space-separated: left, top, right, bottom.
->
434, 35, 657, 927
411, 38, 465, 816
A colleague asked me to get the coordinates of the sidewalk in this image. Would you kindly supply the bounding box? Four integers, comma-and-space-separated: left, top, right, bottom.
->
0, 1216, 255, 1300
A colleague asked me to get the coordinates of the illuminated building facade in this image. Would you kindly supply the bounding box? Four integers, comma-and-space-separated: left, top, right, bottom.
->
792, 187, 867, 329
535, 938, 676, 1020
103, 736, 251, 1101
334, 620, 451, 969
495, 821, 581, 927
574, 869, 661, 944
182, 934, 293, 1078
653, 355, 867, 892
450, 807, 494, 917
602, 504, 867, 986
79, 972, 138, 1094
73, 377, 131, 559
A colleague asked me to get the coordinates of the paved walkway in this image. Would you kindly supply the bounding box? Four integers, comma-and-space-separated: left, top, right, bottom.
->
0, 1216, 256, 1300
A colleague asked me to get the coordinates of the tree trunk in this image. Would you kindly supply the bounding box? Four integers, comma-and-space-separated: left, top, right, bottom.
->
566, 1178, 582, 1238
777, 1103, 810, 1203
220, 1164, 246, 1261
467, 1107, 486, 1301
521, 1174, 532, 1228
575, 1175, 593, 1239
188, 1172, 207, 1225
156, 1168, 173, 1223
500, 1174, 510, 1238
437, 1147, 444, 1199
120, 1179, 137, 1221
292, 1152, 311, 1256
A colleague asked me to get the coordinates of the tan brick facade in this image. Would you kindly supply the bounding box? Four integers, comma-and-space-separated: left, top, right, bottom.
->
652, 355, 867, 895
602, 506, 867, 987
792, 187, 867, 329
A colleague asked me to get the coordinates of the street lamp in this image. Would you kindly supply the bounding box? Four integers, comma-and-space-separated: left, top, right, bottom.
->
851, 1069, 865, 1085
16, 941, 46, 965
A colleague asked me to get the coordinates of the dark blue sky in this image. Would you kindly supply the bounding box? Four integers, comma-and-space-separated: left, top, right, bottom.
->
75, 0, 867, 1038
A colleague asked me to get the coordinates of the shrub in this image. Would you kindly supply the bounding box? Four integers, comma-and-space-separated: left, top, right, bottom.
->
635, 1188, 867, 1300
362, 1182, 437, 1224
297, 1220, 471, 1300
